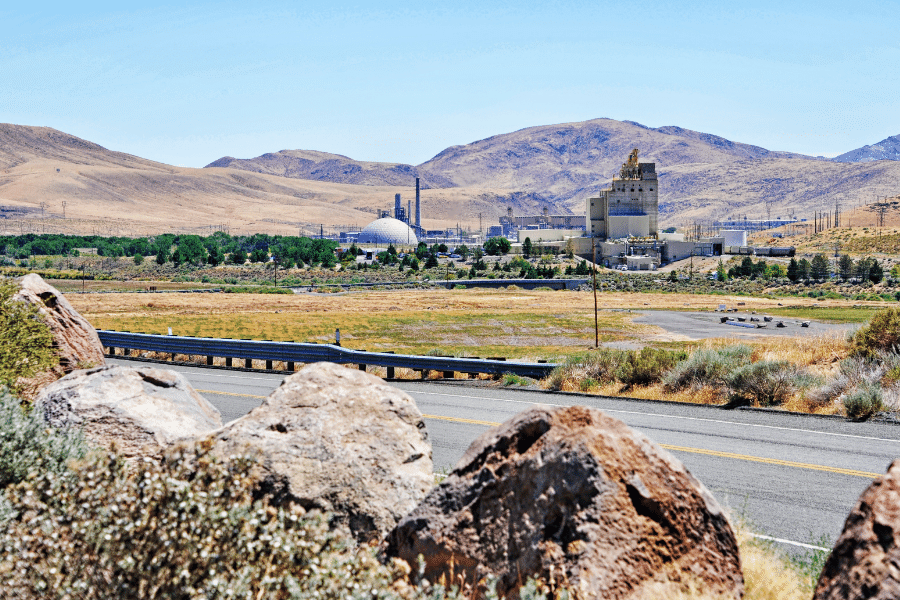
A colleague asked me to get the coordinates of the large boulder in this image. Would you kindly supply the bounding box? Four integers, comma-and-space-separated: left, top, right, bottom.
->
13, 273, 105, 396
384, 406, 743, 600
813, 459, 900, 600
200, 362, 433, 543
36, 364, 222, 459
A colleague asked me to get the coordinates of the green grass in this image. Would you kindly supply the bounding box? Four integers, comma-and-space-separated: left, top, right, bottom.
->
765, 306, 880, 323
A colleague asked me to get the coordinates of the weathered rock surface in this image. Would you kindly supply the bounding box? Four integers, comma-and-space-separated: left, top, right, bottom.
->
384, 406, 743, 600
36, 364, 222, 459
813, 459, 900, 600
202, 362, 433, 542
13, 273, 105, 396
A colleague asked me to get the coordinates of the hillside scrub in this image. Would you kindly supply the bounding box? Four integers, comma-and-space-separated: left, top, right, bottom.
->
850, 306, 900, 357
545, 347, 688, 392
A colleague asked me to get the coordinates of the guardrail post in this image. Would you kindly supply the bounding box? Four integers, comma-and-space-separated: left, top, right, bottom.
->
386, 366, 395, 378
207, 356, 213, 366
287, 361, 295, 371
358, 364, 366, 372
108, 347, 115, 356
123, 348, 130, 357
443, 371, 454, 379
245, 358, 252, 369
225, 357, 232, 367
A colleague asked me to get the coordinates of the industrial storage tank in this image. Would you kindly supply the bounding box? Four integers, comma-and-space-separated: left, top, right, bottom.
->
357, 217, 418, 245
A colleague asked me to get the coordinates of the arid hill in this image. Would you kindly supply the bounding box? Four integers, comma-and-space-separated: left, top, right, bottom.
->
2, 120, 900, 236
0, 124, 531, 236
210, 118, 900, 225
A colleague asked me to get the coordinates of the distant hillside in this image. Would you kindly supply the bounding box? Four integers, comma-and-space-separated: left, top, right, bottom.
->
832, 135, 900, 163
206, 150, 456, 189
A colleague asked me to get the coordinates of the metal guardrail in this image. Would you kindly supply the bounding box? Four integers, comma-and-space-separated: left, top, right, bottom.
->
97, 331, 557, 379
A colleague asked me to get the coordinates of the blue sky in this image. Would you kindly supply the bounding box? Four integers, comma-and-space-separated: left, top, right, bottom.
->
2, 0, 898, 167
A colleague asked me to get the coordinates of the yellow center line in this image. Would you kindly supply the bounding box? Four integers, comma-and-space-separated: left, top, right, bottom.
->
196, 391, 879, 480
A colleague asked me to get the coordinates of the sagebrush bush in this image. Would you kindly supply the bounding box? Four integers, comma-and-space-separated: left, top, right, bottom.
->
545, 347, 685, 391
850, 307, 900, 357
0, 391, 88, 491
725, 360, 817, 407
616, 347, 689, 387
0, 441, 443, 600
663, 345, 752, 392
0, 277, 58, 392
843, 383, 885, 420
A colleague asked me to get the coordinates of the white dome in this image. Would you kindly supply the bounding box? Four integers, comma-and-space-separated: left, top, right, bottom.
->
358, 217, 418, 245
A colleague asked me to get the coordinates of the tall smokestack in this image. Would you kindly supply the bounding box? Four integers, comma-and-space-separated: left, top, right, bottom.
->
394, 193, 401, 219
407, 200, 411, 225
415, 177, 421, 230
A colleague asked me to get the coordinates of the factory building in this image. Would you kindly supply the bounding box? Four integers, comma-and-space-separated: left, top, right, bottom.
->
586, 148, 658, 241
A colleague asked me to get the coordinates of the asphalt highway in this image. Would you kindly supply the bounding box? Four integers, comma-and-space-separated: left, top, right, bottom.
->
110, 358, 900, 554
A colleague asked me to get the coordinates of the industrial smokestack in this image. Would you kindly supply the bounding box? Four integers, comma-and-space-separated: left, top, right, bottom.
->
415, 177, 421, 230
394, 193, 401, 219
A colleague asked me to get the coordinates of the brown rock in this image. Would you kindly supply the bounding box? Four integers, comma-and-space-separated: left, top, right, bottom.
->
36, 364, 222, 459
202, 362, 433, 542
813, 459, 900, 600
384, 406, 743, 600
13, 274, 105, 397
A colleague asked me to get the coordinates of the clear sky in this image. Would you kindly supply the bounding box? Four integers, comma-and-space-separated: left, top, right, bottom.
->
2, 0, 898, 167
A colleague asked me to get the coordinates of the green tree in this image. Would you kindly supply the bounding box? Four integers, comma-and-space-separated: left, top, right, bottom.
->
207, 247, 225, 266
415, 242, 428, 260
870, 259, 884, 284
473, 247, 484, 261
175, 235, 207, 265
856, 257, 874, 282
133, 253, 144, 266
810, 254, 829, 280
424, 253, 439, 269
716, 261, 728, 282
230, 249, 247, 265
483, 237, 511, 256
455, 245, 470, 260
155, 247, 169, 265
787, 258, 799, 282
0, 279, 57, 392
522, 237, 533, 258
838, 254, 854, 281
798, 258, 811, 281
250, 248, 268, 263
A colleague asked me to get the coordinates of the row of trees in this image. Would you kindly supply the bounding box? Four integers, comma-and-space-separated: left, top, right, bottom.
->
0, 233, 339, 269
722, 255, 887, 284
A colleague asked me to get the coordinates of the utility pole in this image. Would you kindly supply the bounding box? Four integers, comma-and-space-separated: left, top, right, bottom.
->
591, 237, 599, 349
62, 201, 67, 219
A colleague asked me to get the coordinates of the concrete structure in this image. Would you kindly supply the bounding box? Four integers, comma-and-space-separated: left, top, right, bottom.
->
415, 177, 421, 231
357, 217, 418, 246
587, 148, 658, 241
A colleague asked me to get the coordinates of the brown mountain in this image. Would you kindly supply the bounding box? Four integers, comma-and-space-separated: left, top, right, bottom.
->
0, 124, 499, 236
208, 118, 900, 224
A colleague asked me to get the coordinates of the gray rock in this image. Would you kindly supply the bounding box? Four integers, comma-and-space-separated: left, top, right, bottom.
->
202, 362, 433, 543
36, 364, 222, 459
813, 459, 900, 600
384, 406, 743, 600
13, 273, 106, 398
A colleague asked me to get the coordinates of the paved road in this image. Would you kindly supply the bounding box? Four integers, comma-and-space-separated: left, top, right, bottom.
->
111, 358, 899, 553
632, 310, 857, 340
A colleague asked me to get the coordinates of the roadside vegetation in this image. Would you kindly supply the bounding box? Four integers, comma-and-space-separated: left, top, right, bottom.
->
0, 390, 830, 600
546, 308, 900, 420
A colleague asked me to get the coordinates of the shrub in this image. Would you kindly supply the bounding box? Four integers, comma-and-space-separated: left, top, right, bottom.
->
616, 347, 689, 388
843, 382, 885, 420
0, 442, 432, 600
0, 278, 58, 392
663, 345, 752, 391
0, 392, 88, 492
850, 307, 900, 357
725, 360, 816, 407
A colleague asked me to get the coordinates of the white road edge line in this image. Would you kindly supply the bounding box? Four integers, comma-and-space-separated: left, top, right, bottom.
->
749, 533, 829, 552
407, 390, 900, 444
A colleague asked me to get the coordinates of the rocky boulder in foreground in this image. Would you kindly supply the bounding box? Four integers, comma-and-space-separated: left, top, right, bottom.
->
813, 459, 900, 600
36, 364, 222, 459
13, 273, 105, 397
384, 406, 743, 600
201, 362, 433, 543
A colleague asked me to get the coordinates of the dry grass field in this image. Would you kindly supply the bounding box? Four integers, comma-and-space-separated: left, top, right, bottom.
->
70, 287, 864, 359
